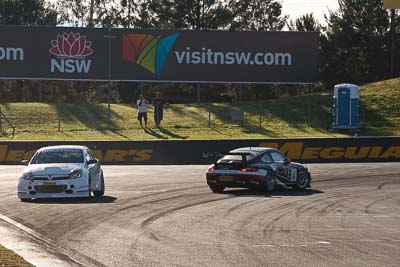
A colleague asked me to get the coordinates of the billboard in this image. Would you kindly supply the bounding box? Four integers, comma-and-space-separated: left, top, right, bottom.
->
384, 0, 400, 9
0, 26, 319, 83
1, 137, 399, 165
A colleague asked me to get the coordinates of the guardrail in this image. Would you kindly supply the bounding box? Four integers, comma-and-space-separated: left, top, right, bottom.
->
0, 137, 400, 165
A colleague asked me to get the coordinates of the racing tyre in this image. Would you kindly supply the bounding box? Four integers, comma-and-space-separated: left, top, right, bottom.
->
265, 172, 276, 193
93, 174, 105, 197
209, 185, 225, 194
20, 198, 31, 202
294, 170, 309, 190
87, 176, 92, 198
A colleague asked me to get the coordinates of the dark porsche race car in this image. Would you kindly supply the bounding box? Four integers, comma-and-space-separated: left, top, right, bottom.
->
206, 147, 311, 193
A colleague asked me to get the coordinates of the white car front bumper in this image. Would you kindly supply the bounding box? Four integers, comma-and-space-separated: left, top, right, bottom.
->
18, 177, 89, 199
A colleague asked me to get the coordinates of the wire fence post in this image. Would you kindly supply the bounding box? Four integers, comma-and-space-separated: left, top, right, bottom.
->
259, 102, 262, 129
58, 112, 61, 132
0, 106, 2, 136
208, 103, 211, 128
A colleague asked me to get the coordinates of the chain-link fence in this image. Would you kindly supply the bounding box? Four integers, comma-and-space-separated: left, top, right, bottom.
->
0, 106, 15, 138
1, 98, 399, 139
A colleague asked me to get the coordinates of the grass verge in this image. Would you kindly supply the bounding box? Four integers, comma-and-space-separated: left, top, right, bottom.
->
0, 78, 399, 140
0, 244, 34, 267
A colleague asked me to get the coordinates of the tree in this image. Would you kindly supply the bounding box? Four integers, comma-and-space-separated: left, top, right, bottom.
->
287, 13, 321, 32
118, 0, 153, 28
149, 0, 232, 29
0, 0, 57, 25
57, 0, 105, 27
321, 0, 391, 89
229, 0, 287, 31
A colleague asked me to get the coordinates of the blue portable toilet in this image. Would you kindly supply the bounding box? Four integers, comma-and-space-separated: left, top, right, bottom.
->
332, 84, 360, 130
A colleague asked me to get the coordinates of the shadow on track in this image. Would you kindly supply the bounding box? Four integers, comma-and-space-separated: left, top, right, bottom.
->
26, 195, 117, 204
222, 188, 324, 198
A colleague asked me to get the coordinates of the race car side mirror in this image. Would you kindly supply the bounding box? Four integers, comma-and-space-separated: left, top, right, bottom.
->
284, 158, 291, 165
87, 159, 98, 165
21, 160, 29, 166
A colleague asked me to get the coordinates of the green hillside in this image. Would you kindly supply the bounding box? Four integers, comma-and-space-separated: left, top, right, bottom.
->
0, 78, 399, 140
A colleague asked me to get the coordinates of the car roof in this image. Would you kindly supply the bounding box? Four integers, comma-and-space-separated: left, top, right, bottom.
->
38, 145, 88, 152
230, 147, 276, 154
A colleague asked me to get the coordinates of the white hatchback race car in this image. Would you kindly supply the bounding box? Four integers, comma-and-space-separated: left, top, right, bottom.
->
18, 145, 105, 201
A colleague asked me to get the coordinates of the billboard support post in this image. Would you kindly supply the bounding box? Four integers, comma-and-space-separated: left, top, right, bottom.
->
384, 1, 399, 78
105, 28, 116, 130
390, 9, 396, 78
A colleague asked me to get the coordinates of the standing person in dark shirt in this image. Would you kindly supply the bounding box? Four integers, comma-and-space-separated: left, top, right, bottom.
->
152, 92, 167, 128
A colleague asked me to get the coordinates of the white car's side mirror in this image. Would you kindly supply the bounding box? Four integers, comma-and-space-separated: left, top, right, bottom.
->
87, 159, 98, 165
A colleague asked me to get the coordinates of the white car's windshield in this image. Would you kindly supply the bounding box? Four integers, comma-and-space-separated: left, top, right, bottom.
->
31, 149, 84, 164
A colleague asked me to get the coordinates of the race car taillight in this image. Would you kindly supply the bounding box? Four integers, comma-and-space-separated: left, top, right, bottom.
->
208, 165, 215, 172
241, 167, 259, 172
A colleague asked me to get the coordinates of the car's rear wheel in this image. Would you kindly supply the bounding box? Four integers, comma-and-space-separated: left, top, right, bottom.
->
294, 170, 309, 190
93, 173, 105, 197
209, 185, 225, 194
265, 172, 276, 193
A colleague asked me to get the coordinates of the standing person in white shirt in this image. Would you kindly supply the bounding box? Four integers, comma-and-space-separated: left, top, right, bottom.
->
136, 94, 149, 128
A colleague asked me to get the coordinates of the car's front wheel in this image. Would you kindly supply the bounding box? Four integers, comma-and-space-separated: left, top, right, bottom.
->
20, 198, 31, 202
93, 173, 105, 197
209, 185, 225, 194
294, 170, 310, 190
87, 175, 92, 198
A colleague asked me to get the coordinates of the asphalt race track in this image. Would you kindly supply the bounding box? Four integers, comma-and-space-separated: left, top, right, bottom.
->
0, 163, 400, 267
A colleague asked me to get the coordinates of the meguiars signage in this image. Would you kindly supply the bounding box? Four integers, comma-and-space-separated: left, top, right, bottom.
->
259, 142, 400, 161
0, 26, 319, 83
384, 0, 400, 9
0, 138, 399, 165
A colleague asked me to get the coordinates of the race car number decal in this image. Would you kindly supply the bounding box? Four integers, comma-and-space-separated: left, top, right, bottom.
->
289, 168, 297, 182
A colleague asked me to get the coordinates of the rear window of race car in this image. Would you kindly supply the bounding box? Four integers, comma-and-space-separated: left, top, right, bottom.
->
221, 153, 257, 162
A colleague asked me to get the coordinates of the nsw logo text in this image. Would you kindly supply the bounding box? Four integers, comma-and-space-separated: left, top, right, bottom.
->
49, 32, 94, 74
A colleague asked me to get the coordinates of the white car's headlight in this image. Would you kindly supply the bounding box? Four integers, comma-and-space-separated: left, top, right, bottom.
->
22, 172, 34, 180
69, 169, 83, 179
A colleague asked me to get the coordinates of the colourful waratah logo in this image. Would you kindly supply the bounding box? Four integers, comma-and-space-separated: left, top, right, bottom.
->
49, 32, 93, 59
122, 33, 179, 77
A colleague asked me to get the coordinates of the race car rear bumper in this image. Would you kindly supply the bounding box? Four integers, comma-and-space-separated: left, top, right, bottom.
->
207, 173, 265, 188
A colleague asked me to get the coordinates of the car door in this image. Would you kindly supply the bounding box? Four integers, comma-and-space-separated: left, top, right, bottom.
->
269, 151, 290, 181
270, 150, 298, 183
85, 149, 99, 190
